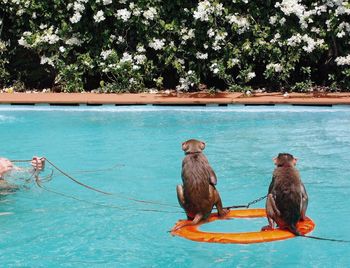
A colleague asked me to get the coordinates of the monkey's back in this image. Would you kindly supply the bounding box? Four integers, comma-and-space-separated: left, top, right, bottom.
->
181, 153, 212, 215
272, 167, 302, 227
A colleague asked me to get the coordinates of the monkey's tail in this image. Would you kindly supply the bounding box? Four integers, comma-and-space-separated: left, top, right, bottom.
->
290, 225, 350, 243
170, 214, 203, 233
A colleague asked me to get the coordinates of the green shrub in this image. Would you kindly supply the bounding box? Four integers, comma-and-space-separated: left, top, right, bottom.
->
1, 0, 350, 92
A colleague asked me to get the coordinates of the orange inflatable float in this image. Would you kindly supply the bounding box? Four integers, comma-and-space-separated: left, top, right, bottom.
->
171, 208, 315, 244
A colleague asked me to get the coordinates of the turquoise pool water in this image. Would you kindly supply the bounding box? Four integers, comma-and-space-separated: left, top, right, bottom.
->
0, 105, 349, 267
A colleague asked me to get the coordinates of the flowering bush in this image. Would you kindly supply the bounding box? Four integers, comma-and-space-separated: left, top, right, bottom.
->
1, 0, 350, 92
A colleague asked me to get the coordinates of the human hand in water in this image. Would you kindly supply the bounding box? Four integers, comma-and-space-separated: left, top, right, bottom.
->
31, 156, 45, 171
0, 158, 13, 177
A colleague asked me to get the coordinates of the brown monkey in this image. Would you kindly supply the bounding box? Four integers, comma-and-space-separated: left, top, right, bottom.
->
175, 139, 228, 230
261, 154, 350, 242
262, 153, 308, 235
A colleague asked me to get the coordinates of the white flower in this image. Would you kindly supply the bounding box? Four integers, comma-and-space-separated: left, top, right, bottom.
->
120, 52, 133, 63
337, 22, 350, 38
311, 27, 321, 34
59, 46, 66, 53
137, 46, 146, 53
337, 31, 346, 38
149, 38, 165, 50
117, 36, 125, 44
40, 55, 54, 67
0, 41, 6, 51
270, 33, 281, 44
226, 14, 250, 34
23, 31, 32, 37
215, 3, 224, 15
196, 52, 208, 60
207, 28, 215, 37
247, 72, 256, 80
39, 24, 47, 30
18, 32, 32, 47
335, 3, 350, 16
65, 36, 82, 46
210, 63, 220, 73
193, 0, 212, 21
41, 28, 60, 44
269, 15, 278, 25
16, 9, 24, 16
266, 63, 283, 72
18, 36, 30, 48
100, 49, 113, 60
277, 0, 305, 17
134, 54, 146, 64
301, 35, 323, 53
73, 2, 85, 12
287, 34, 303, 46
181, 28, 195, 41
143, 7, 157, 20
283, 92, 290, 98
335, 55, 350, 65
149, 88, 158, 93
94, 10, 105, 23
70, 12, 82, 23
230, 58, 240, 66
133, 8, 142, 16
176, 77, 191, 91
215, 31, 227, 42
116, 9, 131, 21
103, 0, 112, 5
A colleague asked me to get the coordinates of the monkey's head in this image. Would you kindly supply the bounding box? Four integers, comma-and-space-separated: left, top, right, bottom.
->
182, 139, 206, 154
273, 153, 297, 167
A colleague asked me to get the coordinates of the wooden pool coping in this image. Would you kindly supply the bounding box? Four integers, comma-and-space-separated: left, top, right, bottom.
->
1, 92, 350, 106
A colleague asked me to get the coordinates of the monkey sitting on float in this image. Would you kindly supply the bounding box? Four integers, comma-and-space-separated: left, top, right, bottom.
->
262, 153, 308, 235
175, 139, 228, 230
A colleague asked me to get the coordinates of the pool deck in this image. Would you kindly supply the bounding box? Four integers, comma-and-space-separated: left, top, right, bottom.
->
1, 92, 350, 106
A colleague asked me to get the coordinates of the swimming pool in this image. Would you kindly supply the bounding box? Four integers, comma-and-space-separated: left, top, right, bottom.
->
0, 105, 349, 267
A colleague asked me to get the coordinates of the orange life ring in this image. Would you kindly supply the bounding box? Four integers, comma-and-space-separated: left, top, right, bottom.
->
171, 208, 315, 244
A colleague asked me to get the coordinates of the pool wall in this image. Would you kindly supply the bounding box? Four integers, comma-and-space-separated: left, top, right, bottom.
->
1, 92, 350, 106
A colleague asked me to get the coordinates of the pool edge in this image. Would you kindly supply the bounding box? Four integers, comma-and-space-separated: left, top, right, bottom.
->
1, 92, 350, 106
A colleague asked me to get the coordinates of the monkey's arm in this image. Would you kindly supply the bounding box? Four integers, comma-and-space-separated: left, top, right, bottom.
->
208, 167, 217, 185
301, 182, 308, 199
268, 176, 276, 193
300, 182, 308, 220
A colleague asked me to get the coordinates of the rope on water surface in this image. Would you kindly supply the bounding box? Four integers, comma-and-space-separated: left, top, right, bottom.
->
44, 158, 113, 195
10, 158, 180, 211
34, 174, 182, 213
11, 159, 125, 175
11, 158, 266, 212
44, 158, 180, 208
